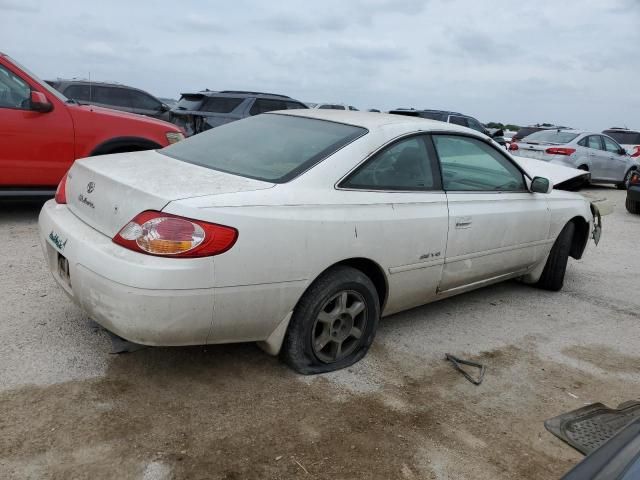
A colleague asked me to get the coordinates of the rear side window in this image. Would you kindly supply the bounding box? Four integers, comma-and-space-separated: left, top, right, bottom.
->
449, 116, 469, 127
433, 135, 525, 191
175, 95, 204, 111
200, 96, 244, 113
342, 136, 439, 191
161, 114, 367, 183
92, 86, 132, 107
579, 135, 604, 150
522, 130, 578, 144
249, 98, 288, 115
285, 101, 307, 110
130, 90, 161, 110
466, 118, 486, 133
417, 112, 447, 121
604, 131, 640, 145
63, 84, 91, 102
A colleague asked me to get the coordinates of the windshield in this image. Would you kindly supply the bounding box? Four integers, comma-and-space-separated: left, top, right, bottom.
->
522, 130, 578, 144
160, 114, 367, 183
7, 55, 68, 102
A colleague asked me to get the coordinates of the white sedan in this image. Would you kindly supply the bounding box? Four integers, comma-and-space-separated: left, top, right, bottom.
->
39, 110, 600, 374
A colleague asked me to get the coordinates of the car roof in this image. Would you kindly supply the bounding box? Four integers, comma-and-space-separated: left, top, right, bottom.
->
274, 109, 482, 133
180, 90, 295, 100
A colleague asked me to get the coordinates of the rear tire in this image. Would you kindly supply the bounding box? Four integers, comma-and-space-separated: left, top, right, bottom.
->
280, 266, 380, 374
626, 197, 640, 214
536, 222, 575, 291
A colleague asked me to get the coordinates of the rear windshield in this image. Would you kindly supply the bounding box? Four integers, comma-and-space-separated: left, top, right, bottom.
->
160, 114, 367, 183
513, 127, 542, 140
521, 130, 578, 144
175, 95, 204, 111
604, 131, 640, 145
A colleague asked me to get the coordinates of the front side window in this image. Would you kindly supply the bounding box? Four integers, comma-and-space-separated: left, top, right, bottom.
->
466, 118, 486, 133
0, 64, 30, 109
341, 136, 438, 191
161, 114, 367, 183
603, 136, 622, 153
130, 91, 162, 110
285, 101, 307, 110
433, 135, 526, 191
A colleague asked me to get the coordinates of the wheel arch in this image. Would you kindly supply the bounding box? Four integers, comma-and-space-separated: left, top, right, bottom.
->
89, 136, 163, 156
327, 257, 389, 311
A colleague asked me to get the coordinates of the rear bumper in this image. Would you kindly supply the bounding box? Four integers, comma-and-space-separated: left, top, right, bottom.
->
38, 200, 215, 346
38, 200, 307, 349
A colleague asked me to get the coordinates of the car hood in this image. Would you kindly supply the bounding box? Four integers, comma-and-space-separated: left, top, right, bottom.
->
69, 103, 178, 130
511, 155, 589, 189
66, 150, 274, 237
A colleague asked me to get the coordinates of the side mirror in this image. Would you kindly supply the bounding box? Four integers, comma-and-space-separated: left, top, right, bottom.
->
30, 91, 53, 113
619, 147, 628, 156
160, 103, 170, 112
531, 176, 553, 194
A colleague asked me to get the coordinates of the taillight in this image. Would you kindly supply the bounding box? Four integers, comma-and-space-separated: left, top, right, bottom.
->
545, 147, 576, 156
113, 211, 238, 258
509, 142, 519, 151
55, 172, 68, 204
632, 146, 640, 158
630, 172, 640, 186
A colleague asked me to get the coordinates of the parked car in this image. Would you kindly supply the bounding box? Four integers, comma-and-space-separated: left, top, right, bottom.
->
602, 127, 640, 159
626, 171, 640, 214
311, 103, 359, 111
511, 124, 569, 143
0, 52, 184, 195
40, 110, 599, 374
46, 79, 172, 121
169, 90, 308, 136
388, 109, 507, 146
510, 129, 639, 189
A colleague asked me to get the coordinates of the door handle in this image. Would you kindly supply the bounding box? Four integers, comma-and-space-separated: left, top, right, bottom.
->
455, 216, 472, 229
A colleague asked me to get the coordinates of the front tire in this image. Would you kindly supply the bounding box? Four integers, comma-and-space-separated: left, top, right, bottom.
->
626, 197, 640, 214
536, 222, 575, 291
281, 266, 380, 374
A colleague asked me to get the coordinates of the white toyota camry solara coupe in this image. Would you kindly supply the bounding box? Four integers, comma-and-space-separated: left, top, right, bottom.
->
39, 110, 601, 374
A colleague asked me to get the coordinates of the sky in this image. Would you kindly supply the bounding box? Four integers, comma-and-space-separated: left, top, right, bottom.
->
1, 0, 639, 130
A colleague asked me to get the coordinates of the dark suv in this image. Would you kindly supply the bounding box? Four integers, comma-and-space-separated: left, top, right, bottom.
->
388, 108, 506, 145
45, 79, 171, 121
170, 90, 308, 136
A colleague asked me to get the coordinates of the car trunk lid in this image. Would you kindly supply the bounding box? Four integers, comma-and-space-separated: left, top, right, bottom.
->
66, 150, 274, 237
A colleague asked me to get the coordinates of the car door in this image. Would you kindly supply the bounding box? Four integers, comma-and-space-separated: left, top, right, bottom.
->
339, 134, 449, 314
577, 135, 606, 179
602, 135, 628, 181
431, 134, 550, 293
0, 62, 74, 187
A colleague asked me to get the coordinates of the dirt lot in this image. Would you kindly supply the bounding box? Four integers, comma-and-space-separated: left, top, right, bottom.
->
1, 187, 639, 480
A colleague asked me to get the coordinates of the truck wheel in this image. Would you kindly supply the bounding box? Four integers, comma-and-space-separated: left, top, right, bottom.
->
536, 222, 575, 292
626, 197, 640, 214
281, 266, 380, 374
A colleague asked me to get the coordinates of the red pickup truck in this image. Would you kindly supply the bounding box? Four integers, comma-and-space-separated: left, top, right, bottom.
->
0, 53, 184, 196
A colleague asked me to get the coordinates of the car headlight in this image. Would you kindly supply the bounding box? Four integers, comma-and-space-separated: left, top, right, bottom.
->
165, 132, 185, 144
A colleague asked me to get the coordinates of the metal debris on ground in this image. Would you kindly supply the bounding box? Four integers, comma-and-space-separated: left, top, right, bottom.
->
445, 353, 486, 385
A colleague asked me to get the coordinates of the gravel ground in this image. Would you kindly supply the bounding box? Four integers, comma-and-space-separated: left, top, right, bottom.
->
1, 187, 638, 479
